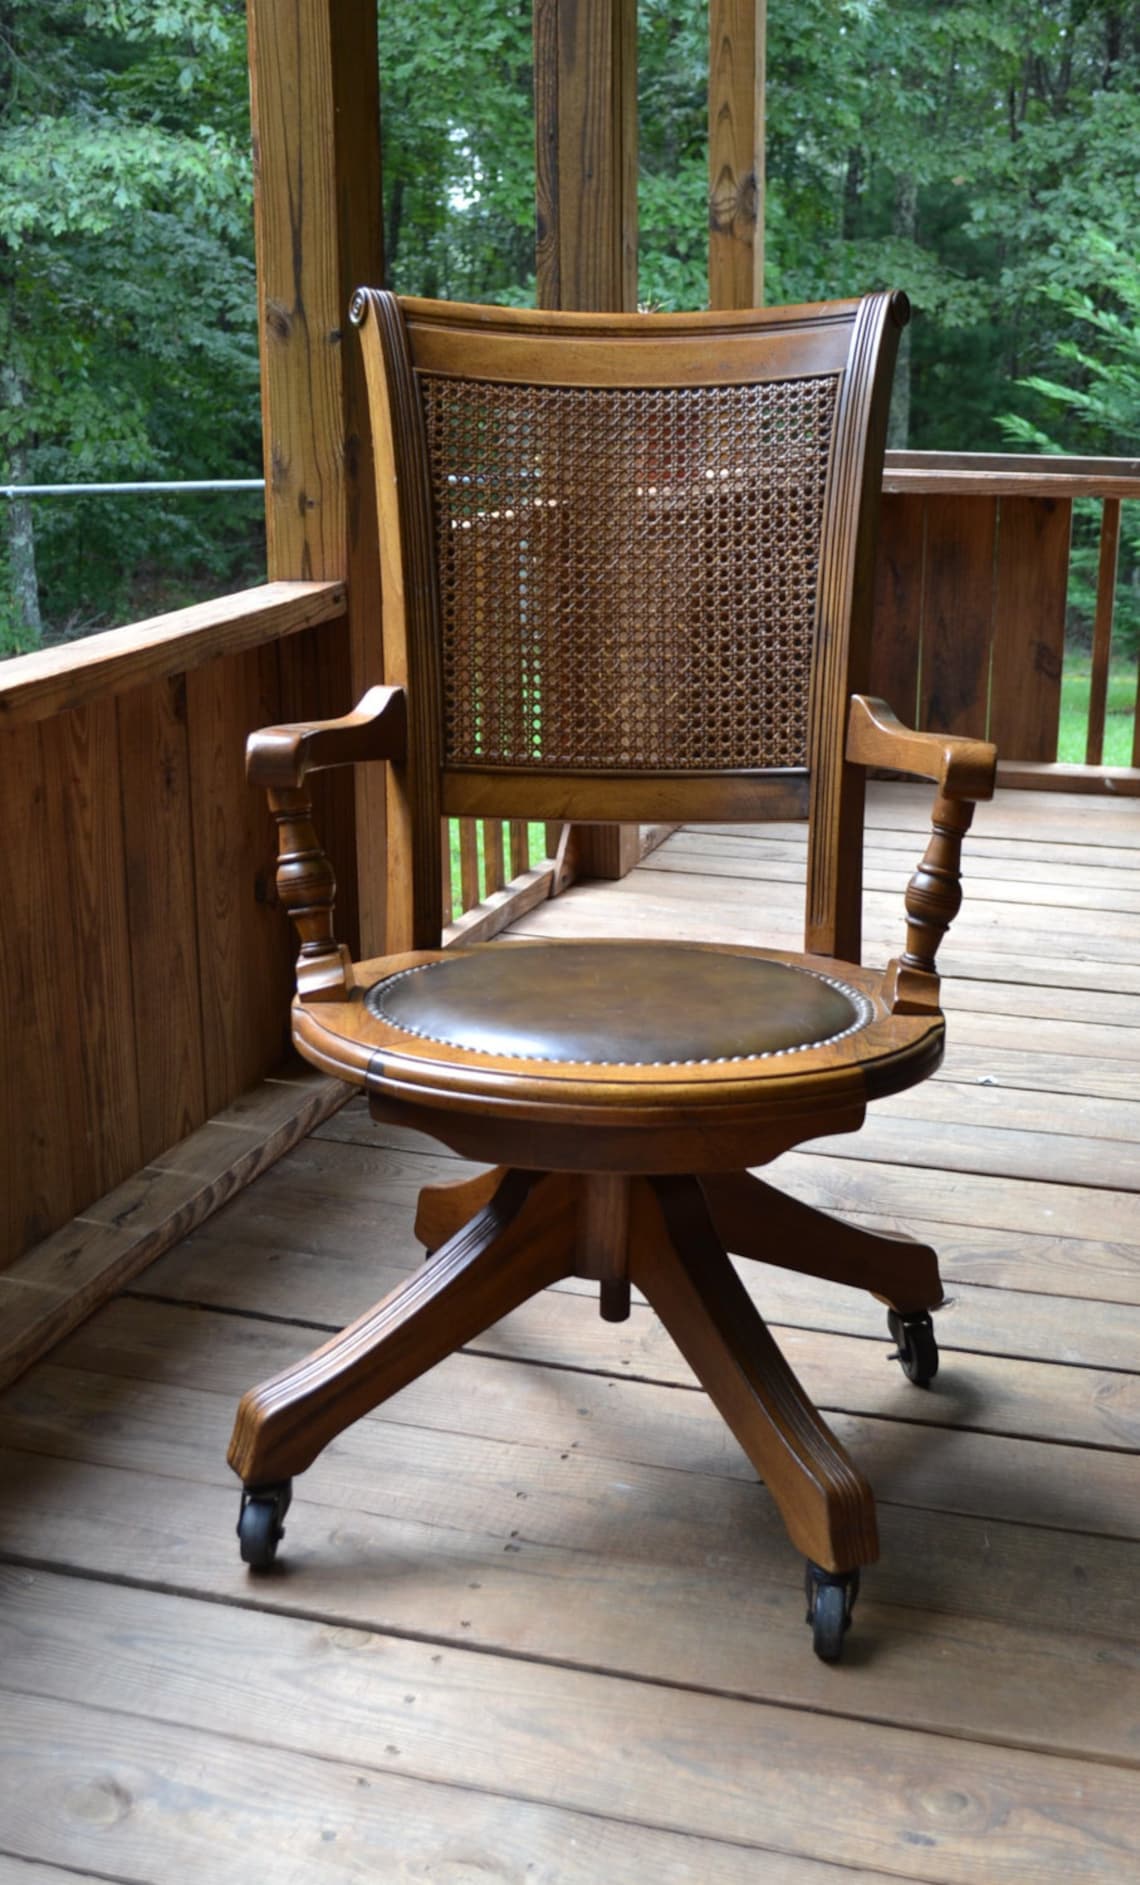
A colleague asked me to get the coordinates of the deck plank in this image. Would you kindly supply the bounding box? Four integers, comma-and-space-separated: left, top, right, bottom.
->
1, 783, 1137, 1883
0, 1572, 1136, 1880
1, 1693, 905, 1885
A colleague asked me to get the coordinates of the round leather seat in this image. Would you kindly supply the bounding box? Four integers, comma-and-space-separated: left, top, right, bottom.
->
365, 940, 871, 1065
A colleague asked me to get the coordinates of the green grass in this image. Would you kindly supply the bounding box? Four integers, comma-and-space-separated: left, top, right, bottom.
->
1056, 655, 1138, 766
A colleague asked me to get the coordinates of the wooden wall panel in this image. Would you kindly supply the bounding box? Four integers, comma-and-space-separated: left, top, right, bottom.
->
1, 722, 84, 1255
117, 676, 208, 1162
46, 700, 142, 1200
918, 493, 997, 737
186, 646, 294, 1116
869, 493, 924, 726
989, 496, 1070, 762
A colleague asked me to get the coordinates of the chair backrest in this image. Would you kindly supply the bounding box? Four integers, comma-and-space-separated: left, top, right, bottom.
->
351, 289, 907, 960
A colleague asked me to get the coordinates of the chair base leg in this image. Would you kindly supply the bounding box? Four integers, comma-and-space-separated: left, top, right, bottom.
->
228, 1164, 881, 1597
700, 1169, 945, 1314
632, 1175, 878, 1574
227, 1168, 575, 1487
414, 1166, 508, 1253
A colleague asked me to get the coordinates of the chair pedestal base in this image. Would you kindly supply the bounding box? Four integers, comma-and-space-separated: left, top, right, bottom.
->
229, 1164, 939, 1587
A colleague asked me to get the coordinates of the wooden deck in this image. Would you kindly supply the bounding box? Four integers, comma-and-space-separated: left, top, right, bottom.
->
1, 782, 1137, 1882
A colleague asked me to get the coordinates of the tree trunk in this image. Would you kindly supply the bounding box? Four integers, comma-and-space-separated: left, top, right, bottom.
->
1, 364, 43, 648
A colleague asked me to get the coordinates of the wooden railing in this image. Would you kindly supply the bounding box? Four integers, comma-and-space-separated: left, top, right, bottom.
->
441, 818, 558, 947
876, 452, 1140, 790
0, 581, 348, 1269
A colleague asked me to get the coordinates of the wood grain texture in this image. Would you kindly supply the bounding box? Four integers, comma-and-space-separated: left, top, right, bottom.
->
918, 493, 996, 738
0, 1070, 347, 1389
0, 1689, 930, 1885
186, 645, 294, 1113
989, 496, 1070, 762
869, 491, 924, 728
883, 449, 1140, 499
534, 0, 638, 316
50, 701, 143, 1199
708, 0, 765, 309
0, 722, 81, 1258
0, 581, 345, 730
534, 0, 640, 884
117, 675, 207, 1161
247, 0, 385, 952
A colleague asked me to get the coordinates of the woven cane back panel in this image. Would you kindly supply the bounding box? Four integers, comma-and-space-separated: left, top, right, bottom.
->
419, 372, 840, 772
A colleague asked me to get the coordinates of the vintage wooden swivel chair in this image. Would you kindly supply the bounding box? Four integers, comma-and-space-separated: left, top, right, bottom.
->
228, 288, 996, 1660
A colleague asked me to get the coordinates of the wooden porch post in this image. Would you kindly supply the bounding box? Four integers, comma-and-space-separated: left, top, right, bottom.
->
534, 0, 641, 881
247, 0, 386, 953
709, 0, 765, 309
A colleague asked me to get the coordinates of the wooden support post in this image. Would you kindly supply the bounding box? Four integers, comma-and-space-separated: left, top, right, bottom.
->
534, 0, 640, 883
709, 0, 765, 310
247, 0, 386, 954
534, 0, 638, 315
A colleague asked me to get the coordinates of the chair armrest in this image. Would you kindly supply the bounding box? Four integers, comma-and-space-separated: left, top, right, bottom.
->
246, 685, 408, 788
248, 688, 406, 1006
846, 695, 996, 802
846, 697, 997, 1016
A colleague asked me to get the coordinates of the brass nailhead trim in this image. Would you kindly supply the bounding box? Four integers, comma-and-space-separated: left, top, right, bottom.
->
364, 958, 874, 1067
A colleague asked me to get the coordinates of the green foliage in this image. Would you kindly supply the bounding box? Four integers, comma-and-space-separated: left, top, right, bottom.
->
999, 236, 1140, 653
4, 0, 1139, 663
0, 0, 261, 649
378, 0, 537, 304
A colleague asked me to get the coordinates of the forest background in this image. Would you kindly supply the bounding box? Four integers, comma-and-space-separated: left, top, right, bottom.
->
1, 0, 1137, 684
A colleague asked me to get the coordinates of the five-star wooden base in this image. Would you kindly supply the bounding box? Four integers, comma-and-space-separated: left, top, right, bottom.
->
228, 1166, 945, 1578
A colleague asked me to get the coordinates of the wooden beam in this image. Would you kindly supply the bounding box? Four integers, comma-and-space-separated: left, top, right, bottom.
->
0, 1067, 349, 1390
248, 0, 386, 955
884, 451, 1140, 500
709, 0, 765, 309
534, 0, 638, 313
996, 760, 1140, 797
533, 0, 638, 881
0, 581, 344, 730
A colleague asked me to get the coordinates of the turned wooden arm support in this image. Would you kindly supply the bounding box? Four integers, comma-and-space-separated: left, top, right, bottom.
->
248, 687, 407, 1006
246, 684, 407, 788
846, 695, 998, 1015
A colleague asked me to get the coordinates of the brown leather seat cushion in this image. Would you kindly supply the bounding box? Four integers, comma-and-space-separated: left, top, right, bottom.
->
365, 942, 869, 1065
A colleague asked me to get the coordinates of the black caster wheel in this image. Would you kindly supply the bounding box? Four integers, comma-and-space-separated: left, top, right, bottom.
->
237, 1480, 292, 1569
888, 1309, 939, 1388
804, 1563, 860, 1663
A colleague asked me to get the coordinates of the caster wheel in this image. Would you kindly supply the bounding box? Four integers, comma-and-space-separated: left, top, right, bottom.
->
804, 1563, 860, 1663
237, 1481, 292, 1569
888, 1309, 938, 1387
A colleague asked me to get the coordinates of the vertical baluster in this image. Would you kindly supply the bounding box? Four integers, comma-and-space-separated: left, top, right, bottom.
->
1085, 497, 1121, 766
440, 818, 454, 926
483, 819, 506, 895
458, 818, 481, 914
510, 820, 530, 878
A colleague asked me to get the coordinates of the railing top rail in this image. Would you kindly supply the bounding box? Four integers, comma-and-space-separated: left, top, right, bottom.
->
884, 450, 1140, 499
0, 579, 346, 731
1, 480, 267, 499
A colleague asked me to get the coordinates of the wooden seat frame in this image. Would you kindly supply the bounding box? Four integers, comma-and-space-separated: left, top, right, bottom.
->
227, 291, 996, 1648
